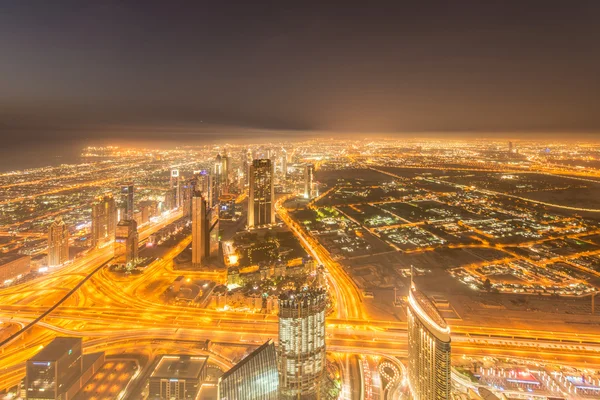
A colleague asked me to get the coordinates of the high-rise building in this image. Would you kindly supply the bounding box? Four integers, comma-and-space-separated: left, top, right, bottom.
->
192, 191, 219, 266
217, 339, 279, 400
114, 219, 138, 269
47, 217, 69, 267
164, 188, 177, 211
25, 337, 82, 400
304, 164, 317, 199
120, 183, 134, 220
244, 149, 253, 186
222, 154, 230, 190
280, 148, 288, 179
170, 169, 181, 208
278, 289, 327, 399
91, 194, 117, 247
248, 159, 275, 228
182, 177, 197, 219
407, 282, 451, 400
508, 141, 513, 153
215, 153, 223, 189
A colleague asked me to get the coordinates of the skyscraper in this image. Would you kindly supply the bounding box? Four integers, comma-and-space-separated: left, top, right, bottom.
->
182, 177, 197, 219
304, 164, 316, 199
170, 169, 181, 208
407, 282, 451, 400
244, 149, 253, 186
192, 191, 219, 266
221, 154, 230, 190
278, 289, 327, 399
114, 219, 138, 269
120, 183, 134, 220
280, 148, 288, 179
248, 159, 275, 228
47, 217, 69, 267
91, 194, 117, 247
217, 340, 279, 400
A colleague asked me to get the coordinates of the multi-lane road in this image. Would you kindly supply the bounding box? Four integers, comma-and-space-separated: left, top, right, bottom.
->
2, 198, 600, 394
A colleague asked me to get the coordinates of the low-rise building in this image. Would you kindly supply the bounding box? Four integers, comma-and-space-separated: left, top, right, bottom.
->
0, 253, 31, 286
148, 355, 208, 400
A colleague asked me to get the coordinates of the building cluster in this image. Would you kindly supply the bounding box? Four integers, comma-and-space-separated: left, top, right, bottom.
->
226, 258, 318, 287
216, 288, 331, 400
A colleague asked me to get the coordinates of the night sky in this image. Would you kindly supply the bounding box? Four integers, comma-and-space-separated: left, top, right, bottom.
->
1, 1, 600, 147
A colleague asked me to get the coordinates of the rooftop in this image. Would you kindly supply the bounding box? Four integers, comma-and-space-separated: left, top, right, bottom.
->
150, 355, 208, 380
0, 252, 29, 265
409, 285, 448, 330
30, 337, 82, 362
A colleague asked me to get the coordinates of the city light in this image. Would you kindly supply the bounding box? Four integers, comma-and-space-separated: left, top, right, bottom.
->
1, 3, 599, 398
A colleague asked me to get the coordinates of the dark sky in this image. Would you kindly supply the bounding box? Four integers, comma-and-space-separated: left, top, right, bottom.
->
1, 1, 600, 146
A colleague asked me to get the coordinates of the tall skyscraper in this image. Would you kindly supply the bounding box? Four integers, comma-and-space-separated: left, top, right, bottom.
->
114, 220, 138, 269
217, 339, 279, 400
120, 183, 134, 220
192, 191, 220, 266
25, 337, 82, 400
221, 154, 230, 190
304, 164, 316, 199
182, 177, 197, 219
244, 149, 253, 186
248, 159, 275, 228
170, 169, 181, 208
280, 148, 288, 179
407, 282, 451, 400
278, 289, 327, 399
47, 217, 69, 267
91, 194, 117, 247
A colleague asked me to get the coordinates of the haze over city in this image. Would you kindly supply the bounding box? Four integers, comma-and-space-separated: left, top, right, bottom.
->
2, 2, 600, 400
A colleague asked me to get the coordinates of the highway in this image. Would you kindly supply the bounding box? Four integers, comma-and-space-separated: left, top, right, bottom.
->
2, 197, 600, 394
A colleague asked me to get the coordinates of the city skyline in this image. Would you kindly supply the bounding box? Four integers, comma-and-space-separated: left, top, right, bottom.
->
2, 139, 600, 399
2, 2, 600, 399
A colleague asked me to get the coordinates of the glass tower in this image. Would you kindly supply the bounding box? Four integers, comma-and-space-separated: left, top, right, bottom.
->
407, 283, 451, 400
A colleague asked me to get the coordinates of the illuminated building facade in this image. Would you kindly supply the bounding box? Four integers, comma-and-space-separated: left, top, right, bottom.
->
244, 149, 253, 185
407, 283, 451, 400
280, 148, 288, 179
0, 254, 31, 286
248, 159, 275, 228
182, 177, 197, 219
304, 164, 317, 199
222, 154, 230, 189
91, 194, 117, 247
278, 289, 327, 399
148, 355, 208, 400
170, 169, 181, 209
47, 217, 69, 267
114, 219, 138, 269
25, 337, 82, 400
217, 339, 279, 400
120, 183, 134, 220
